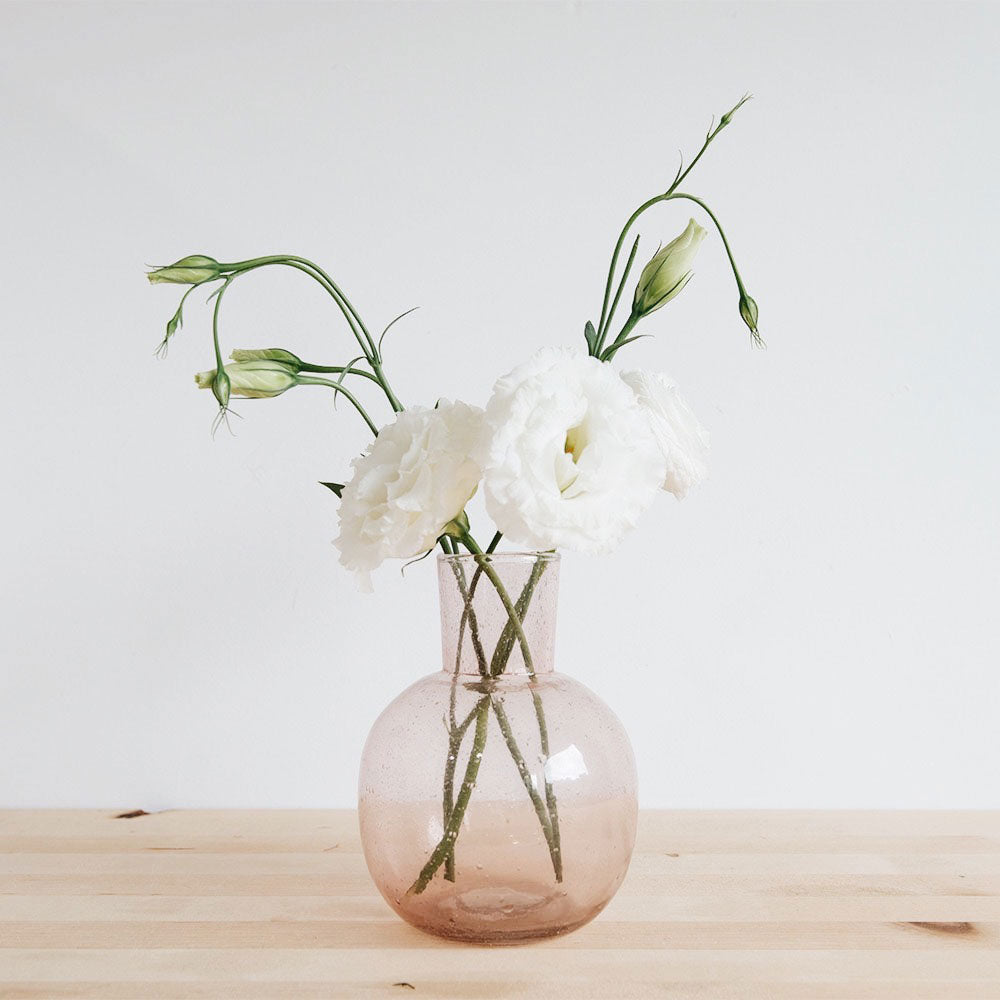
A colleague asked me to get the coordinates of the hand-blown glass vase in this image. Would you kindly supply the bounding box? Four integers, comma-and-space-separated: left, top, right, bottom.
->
358, 552, 638, 943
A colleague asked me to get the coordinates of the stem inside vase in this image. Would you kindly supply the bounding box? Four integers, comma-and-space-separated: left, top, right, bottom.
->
407, 552, 562, 896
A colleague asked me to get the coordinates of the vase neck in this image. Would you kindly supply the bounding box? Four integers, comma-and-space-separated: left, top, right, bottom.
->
437, 552, 559, 677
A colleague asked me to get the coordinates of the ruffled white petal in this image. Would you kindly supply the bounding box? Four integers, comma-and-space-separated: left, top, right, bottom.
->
335, 401, 484, 586
620, 369, 709, 499
481, 348, 665, 553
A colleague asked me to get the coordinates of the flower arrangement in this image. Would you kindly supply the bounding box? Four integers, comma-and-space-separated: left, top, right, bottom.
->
148, 96, 760, 913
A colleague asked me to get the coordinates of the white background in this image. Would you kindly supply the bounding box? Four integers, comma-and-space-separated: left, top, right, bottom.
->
2, 1, 997, 810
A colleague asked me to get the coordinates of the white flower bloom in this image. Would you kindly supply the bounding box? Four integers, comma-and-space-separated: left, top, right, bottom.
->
621, 369, 709, 499
481, 348, 665, 553
335, 401, 485, 589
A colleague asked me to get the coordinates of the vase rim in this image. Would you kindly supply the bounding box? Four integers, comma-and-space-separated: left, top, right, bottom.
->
437, 550, 560, 564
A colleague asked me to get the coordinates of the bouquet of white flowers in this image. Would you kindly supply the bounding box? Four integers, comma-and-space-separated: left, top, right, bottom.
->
147, 95, 761, 941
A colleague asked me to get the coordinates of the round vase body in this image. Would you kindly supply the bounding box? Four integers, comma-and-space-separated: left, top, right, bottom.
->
358, 553, 638, 943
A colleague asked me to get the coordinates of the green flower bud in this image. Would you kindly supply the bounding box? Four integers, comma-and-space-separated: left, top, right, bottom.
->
739, 291, 759, 335
632, 219, 706, 317
211, 368, 230, 410
229, 348, 303, 371
195, 360, 299, 399
147, 255, 222, 285
719, 93, 751, 129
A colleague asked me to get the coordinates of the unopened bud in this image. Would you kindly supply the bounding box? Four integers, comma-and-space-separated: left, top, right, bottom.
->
719, 93, 751, 129
739, 291, 763, 347
147, 255, 222, 285
632, 219, 706, 317
195, 360, 298, 399
211, 368, 230, 410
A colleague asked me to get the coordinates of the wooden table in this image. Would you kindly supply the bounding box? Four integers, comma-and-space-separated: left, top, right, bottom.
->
0, 810, 998, 999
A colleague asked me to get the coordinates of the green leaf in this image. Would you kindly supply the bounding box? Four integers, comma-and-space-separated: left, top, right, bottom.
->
319, 481, 345, 498
378, 306, 420, 357
584, 321, 598, 355
600, 334, 650, 362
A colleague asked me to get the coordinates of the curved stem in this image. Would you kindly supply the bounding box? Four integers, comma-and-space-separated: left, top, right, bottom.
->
595, 190, 749, 355
284, 256, 380, 361
285, 255, 404, 414
297, 363, 380, 384
222, 256, 404, 413
296, 376, 380, 436
157, 278, 222, 357
210, 277, 235, 372
594, 99, 750, 354
596, 194, 663, 350
665, 192, 749, 296
223, 257, 372, 359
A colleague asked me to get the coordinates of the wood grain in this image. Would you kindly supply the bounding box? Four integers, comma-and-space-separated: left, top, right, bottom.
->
1, 810, 998, 999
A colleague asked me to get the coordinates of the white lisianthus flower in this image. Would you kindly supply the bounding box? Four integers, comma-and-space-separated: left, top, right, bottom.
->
480, 348, 665, 553
335, 401, 485, 590
621, 370, 709, 499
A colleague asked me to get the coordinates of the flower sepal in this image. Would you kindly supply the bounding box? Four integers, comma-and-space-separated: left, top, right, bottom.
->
440, 510, 471, 541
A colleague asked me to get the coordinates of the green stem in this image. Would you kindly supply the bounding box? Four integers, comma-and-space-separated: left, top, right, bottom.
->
488, 556, 546, 679
594, 99, 749, 354
438, 532, 502, 879
157, 279, 221, 357
492, 557, 562, 883
210, 277, 234, 373
222, 257, 371, 359
665, 192, 750, 297
221, 256, 404, 413
595, 194, 664, 352
595, 191, 749, 356
296, 376, 380, 436
600, 312, 640, 362
297, 363, 380, 384
448, 557, 489, 678
490, 696, 561, 880
459, 535, 535, 677
407, 696, 490, 896
426, 544, 564, 892
461, 549, 563, 883
596, 235, 641, 357
441, 697, 481, 882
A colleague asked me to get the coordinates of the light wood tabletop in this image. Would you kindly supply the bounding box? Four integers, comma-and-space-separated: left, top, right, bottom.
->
0, 809, 998, 999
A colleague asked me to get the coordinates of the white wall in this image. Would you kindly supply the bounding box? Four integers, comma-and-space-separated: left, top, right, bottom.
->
2, 1, 997, 809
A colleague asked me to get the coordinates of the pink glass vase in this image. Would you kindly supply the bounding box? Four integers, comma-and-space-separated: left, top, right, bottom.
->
358, 552, 638, 943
